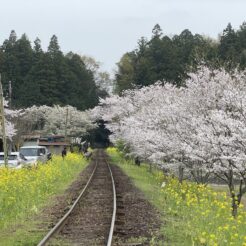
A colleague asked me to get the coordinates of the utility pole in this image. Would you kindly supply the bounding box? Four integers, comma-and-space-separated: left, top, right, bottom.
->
0, 74, 8, 167
64, 107, 69, 142
8, 81, 12, 109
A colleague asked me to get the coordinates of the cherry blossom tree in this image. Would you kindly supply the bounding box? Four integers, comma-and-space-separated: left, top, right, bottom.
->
0, 103, 94, 149
183, 67, 246, 216
91, 66, 246, 216
21, 105, 95, 137
0, 100, 22, 140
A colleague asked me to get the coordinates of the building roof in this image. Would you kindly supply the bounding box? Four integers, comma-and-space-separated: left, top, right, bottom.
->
41, 135, 65, 139
22, 134, 41, 139
20, 146, 46, 149
39, 142, 70, 146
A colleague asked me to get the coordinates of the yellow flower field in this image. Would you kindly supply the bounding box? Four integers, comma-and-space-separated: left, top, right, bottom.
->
0, 153, 87, 230
159, 175, 246, 245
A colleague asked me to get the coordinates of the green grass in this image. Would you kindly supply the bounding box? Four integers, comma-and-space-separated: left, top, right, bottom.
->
0, 153, 88, 246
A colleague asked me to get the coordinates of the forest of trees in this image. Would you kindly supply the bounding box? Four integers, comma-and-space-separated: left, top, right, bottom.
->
115, 22, 246, 93
1, 22, 246, 109
0, 31, 101, 110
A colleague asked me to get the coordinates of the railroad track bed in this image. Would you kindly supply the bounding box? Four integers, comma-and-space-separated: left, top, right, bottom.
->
30, 161, 97, 237
110, 164, 161, 245
36, 150, 161, 246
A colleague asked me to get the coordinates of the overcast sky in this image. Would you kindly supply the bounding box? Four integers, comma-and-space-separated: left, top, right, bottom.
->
1, 0, 246, 73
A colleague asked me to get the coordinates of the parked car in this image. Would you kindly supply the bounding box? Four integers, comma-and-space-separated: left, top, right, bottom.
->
19, 146, 51, 164
0, 152, 30, 169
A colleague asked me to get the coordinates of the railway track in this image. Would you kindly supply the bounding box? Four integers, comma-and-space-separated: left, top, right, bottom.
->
38, 149, 116, 246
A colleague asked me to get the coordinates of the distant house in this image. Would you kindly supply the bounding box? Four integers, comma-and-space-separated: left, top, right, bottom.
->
22, 135, 70, 155
22, 134, 41, 146
39, 136, 70, 155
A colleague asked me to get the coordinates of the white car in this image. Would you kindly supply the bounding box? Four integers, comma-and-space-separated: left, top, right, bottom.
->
19, 146, 51, 164
0, 152, 29, 169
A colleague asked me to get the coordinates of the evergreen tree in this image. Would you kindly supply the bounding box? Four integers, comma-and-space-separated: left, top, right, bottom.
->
115, 52, 136, 93
66, 53, 98, 109
1, 30, 20, 94
8, 30, 17, 46
238, 22, 246, 67
152, 24, 163, 38
33, 37, 42, 55
115, 23, 243, 93
48, 35, 62, 57
12, 34, 33, 106
218, 23, 240, 69
0, 32, 99, 110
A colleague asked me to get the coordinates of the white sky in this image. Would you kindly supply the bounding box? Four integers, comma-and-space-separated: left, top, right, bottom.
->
0, 0, 246, 73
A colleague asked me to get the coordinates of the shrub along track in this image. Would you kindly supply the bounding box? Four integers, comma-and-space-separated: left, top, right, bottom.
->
35, 150, 161, 245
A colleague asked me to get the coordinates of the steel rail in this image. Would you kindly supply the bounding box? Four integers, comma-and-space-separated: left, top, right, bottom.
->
106, 160, 117, 246
37, 160, 98, 246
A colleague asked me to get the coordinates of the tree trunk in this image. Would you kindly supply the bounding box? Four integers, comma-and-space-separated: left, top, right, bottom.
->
149, 163, 152, 173
231, 195, 238, 218
178, 165, 184, 183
